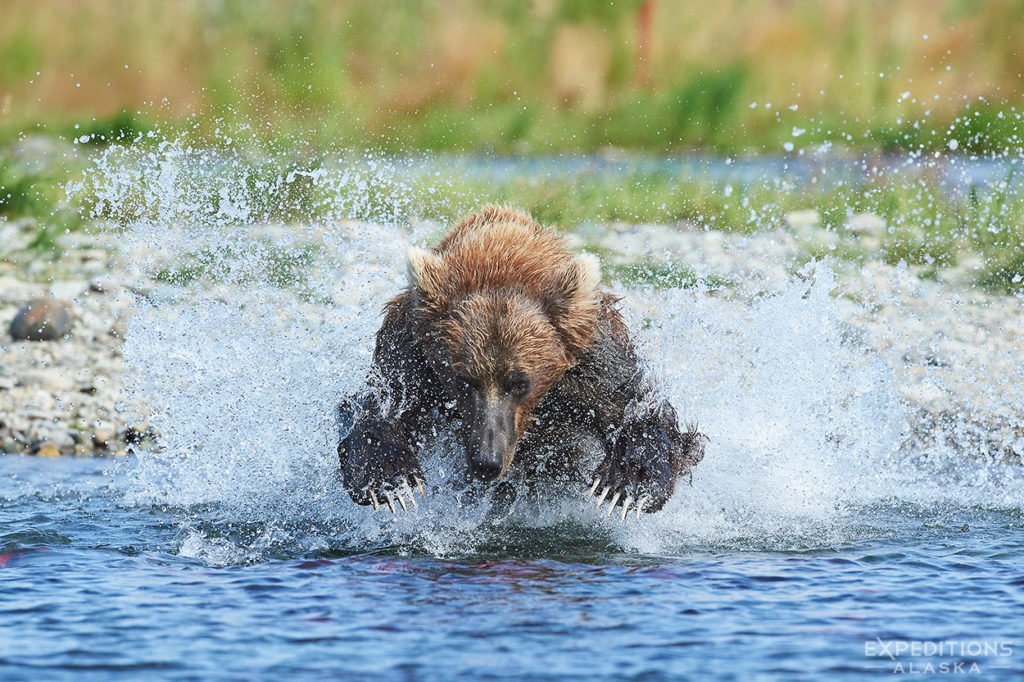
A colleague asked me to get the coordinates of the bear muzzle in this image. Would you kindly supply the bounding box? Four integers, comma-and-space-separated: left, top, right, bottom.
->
464, 390, 519, 482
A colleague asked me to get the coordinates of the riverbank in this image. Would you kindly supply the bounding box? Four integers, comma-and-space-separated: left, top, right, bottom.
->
2, 137, 1023, 458
1, 204, 1022, 460
0, 224, 152, 455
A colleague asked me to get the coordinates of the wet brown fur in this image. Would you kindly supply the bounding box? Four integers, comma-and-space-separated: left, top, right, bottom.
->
407, 204, 602, 363
401, 205, 604, 448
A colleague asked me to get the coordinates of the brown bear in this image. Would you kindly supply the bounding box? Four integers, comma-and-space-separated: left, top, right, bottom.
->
338, 205, 705, 518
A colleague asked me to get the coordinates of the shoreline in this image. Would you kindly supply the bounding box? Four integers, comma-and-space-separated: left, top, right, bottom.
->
1, 213, 1022, 463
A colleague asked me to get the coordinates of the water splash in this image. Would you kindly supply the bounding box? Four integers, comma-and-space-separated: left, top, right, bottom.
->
72, 138, 1024, 562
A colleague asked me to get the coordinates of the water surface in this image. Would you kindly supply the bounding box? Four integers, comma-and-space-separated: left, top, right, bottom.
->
2, 457, 1021, 680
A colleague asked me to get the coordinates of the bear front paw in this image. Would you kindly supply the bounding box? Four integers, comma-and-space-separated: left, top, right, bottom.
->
339, 423, 426, 515
587, 414, 694, 520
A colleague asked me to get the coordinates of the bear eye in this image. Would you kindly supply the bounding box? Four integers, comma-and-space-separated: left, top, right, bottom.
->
506, 374, 531, 398
453, 372, 479, 392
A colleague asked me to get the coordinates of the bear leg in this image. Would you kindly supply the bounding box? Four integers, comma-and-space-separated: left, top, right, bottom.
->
590, 401, 705, 519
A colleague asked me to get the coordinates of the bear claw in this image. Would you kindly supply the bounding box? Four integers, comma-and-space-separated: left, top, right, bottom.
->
606, 491, 622, 516
366, 477, 423, 515
587, 478, 651, 521
634, 495, 647, 517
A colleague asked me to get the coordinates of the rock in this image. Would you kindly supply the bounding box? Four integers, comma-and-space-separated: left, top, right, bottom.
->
35, 442, 61, 457
0, 222, 31, 256
785, 209, 820, 231
0, 276, 47, 305
88, 275, 115, 293
31, 423, 75, 450
121, 276, 155, 297
0, 413, 29, 434
22, 405, 56, 421
15, 369, 75, 393
562, 232, 585, 251
122, 422, 153, 445
49, 280, 89, 301
845, 213, 887, 251
108, 316, 127, 339
91, 429, 112, 449
76, 381, 98, 395
9, 299, 74, 341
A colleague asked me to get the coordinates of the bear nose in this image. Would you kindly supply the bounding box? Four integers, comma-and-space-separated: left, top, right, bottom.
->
468, 419, 505, 477
469, 450, 504, 481
468, 424, 507, 481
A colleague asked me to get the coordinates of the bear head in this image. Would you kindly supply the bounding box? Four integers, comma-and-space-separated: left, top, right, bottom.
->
407, 206, 602, 481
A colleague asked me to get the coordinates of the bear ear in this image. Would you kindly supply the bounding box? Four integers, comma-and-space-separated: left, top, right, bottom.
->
570, 252, 602, 300
545, 252, 602, 357
407, 247, 447, 312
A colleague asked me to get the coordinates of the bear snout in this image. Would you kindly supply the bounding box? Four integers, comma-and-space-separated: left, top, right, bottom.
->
467, 447, 505, 482
464, 392, 518, 482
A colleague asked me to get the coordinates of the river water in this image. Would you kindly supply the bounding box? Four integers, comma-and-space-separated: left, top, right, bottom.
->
2, 456, 1021, 680
1, 145, 1022, 679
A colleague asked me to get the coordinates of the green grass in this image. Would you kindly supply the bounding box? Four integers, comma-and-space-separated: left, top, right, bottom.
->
5, 138, 1023, 296
75, 110, 156, 146
978, 252, 1024, 294
0, 158, 58, 219
390, 168, 797, 232
0, 154, 86, 255
153, 241, 323, 301
393, 165, 1024, 292
607, 262, 732, 291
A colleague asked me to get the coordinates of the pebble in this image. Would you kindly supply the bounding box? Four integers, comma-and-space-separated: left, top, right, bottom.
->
49, 280, 89, 301
16, 368, 76, 393
845, 213, 887, 237
845, 213, 887, 251
785, 209, 820, 231
92, 430, 112, 449
36, 443, 61, 457
0, 223, 32, 256
1, 267, 146, 455
0, 276, 46, 304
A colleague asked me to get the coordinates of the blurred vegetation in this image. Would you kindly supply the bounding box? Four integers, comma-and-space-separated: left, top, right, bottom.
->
396, 159, 1024, 293
1, 0, 1023, 154
0, 146, 84, 245
153, 241, 324, 301
1, 0, 1022, 294
0, 158, 64, 219
606, 262, 733, 292
3, 139, 1023, 294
